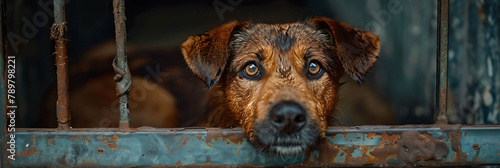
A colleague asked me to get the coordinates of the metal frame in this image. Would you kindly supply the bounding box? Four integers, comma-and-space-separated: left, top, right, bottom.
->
2, 0, 500, 167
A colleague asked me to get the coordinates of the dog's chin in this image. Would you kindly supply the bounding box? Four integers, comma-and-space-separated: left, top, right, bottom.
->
270, 144, 308, 155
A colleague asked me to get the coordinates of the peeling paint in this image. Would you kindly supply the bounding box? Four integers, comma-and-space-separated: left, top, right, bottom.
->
108, 134, 119, 141
69, 136, 81, 141
101, 140, 119, 151
17, 146, 40, 157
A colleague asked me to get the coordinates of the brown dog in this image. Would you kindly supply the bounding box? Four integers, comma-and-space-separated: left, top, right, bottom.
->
181, 17, 380, 155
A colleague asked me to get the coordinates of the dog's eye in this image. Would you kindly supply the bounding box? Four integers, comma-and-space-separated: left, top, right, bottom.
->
307, 61, 324, 79
308, 62, 320, 75
239, 62, 262, 80
245, 63, 259, 76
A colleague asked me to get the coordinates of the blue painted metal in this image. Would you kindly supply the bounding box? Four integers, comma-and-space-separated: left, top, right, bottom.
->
7, 125, 500, 167
448, 0, 500, 125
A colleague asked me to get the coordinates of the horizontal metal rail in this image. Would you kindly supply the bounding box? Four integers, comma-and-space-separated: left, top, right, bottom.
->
9, 125, 500, 167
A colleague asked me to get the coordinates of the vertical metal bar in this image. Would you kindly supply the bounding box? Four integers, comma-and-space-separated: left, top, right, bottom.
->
51, 0, 71, 130
1, 0, 8, 166
112, 0, 131, 129
436, 0, 449, 124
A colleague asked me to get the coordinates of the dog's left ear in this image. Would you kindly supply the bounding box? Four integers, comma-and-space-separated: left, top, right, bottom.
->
181, 21, 249, 88
309, 17, 380, 84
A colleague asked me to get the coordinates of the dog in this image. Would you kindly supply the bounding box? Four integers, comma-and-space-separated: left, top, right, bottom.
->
181, 16, 380, 155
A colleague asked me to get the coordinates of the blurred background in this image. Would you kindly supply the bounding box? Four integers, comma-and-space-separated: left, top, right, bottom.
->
4, 0, 499, 128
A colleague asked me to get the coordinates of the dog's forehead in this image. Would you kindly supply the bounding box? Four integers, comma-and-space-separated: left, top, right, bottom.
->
243, 22, 322, 43
231, 22, 328, 58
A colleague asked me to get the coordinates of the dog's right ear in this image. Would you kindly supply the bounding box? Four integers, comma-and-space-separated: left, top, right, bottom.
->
309, 17, 380, 85
181, 21, 249, 89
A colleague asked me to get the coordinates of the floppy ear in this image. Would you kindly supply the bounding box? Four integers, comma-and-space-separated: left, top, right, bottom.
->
181, 21, 249, 88
309, 17, 380, 84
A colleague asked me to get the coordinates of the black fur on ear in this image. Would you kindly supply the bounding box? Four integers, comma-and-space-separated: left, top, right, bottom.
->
309, 17, 380, 84
181, 21, 250, 88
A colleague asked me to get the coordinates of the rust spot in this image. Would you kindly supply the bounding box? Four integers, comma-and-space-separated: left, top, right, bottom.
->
175, 137, 189, 152
175, 161, 183, 165
48, 139, 54, 146
367, 132, 401, 144
369, 143, 398, 164
108, 134, 119, 142
472, 144, 480, 150
205, 129, 245, 144
97, 148, 104, 154
196, 135, 202, 140
450, 130, 467, 162
48, 138, 59, 146
398, 131, 449, 162
238, 150, 240, 156
101, 140, 119, 151
97, 135, 106, 139
30, 135, 36, 144
178, 138, 187, 147
207, 144, 213, 148
364, 131, 402, 164
85, 137, 90, 145
473, 144, 480, 162
304, 140, 340, 164
342, 145, 367, 166
464, 131, 468, 137
69, 136, 81, 141
17, 146, 40, 156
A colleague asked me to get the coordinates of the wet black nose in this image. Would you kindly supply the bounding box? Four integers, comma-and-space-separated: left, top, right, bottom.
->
269, 102, 307, 134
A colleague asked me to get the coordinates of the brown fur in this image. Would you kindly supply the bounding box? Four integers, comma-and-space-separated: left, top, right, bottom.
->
182, 17, 380, 154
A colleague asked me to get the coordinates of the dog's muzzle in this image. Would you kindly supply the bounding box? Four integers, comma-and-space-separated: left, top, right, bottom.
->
254, 101, 319, 155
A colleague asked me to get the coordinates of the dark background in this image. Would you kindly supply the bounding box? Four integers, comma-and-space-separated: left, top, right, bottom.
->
5, 0, 499, 128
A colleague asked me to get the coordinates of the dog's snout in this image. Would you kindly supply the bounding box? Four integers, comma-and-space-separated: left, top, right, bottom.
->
269, 102, 307, 134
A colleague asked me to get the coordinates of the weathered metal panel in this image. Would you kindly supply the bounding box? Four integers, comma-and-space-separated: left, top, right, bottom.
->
447, 0, 500, 125
7, 125, 500, 167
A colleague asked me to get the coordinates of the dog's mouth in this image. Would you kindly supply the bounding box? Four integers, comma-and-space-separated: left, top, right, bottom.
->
253, 123, 321, 155
270, 142, 309, 155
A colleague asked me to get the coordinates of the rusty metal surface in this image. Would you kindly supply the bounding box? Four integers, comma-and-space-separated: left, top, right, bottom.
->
112, 0, 132, 129
436, 0, 449, 124
7, 125, 500, 167
50, 0, 71, 130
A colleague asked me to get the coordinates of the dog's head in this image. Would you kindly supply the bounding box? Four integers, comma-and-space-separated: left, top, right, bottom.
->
181, 17, 380, 155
